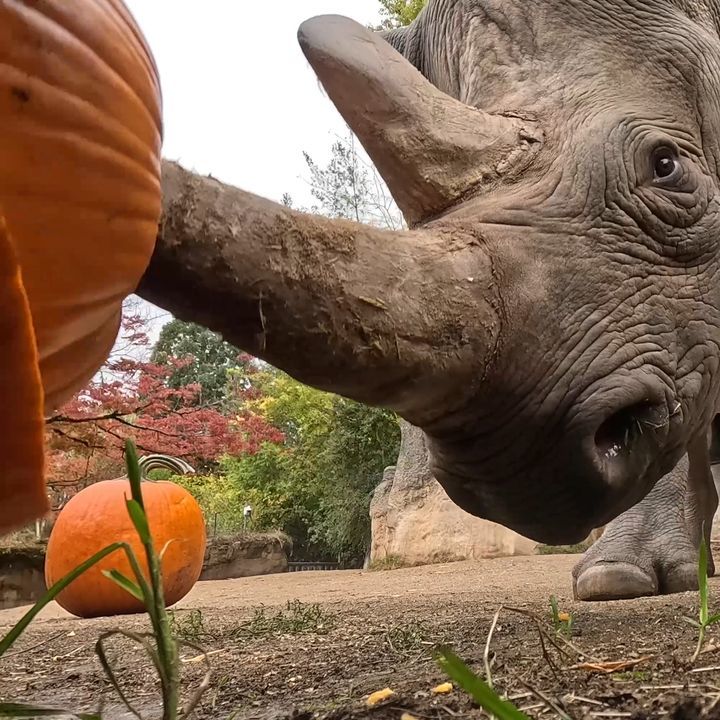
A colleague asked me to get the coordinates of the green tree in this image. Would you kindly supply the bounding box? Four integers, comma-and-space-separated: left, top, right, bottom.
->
225, 366, 400, 564
315, 399, 401, 563
300, 131, 404, 230
151, 319, 244, 407
377, 0, 427, 29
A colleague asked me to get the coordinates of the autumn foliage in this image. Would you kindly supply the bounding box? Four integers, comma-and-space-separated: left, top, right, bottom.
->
45, 307, 283, 499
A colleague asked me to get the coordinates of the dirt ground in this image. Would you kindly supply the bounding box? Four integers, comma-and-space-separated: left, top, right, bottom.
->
1, 554, 720, 719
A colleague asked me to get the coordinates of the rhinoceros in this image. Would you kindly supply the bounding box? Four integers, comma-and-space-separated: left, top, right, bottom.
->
139, 0, 720, 601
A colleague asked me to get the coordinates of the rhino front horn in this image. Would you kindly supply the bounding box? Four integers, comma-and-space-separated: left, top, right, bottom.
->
297, 15, 543, 227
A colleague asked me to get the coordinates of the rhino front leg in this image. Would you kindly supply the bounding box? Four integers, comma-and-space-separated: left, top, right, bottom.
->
572, 435, 718, 601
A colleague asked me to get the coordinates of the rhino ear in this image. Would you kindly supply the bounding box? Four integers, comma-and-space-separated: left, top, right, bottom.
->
298, 15, 543, 227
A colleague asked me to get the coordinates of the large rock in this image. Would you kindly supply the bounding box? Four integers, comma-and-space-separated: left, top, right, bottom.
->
370, 422, 539, 565
200, 532, 292, 581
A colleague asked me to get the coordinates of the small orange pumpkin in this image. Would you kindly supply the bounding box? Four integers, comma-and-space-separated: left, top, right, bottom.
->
0, 0, 163, 532
45, 479, 206, 618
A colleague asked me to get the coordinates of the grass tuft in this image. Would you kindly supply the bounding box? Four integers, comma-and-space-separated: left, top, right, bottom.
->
549, 595, 573, 637
231, 599, 334, 639
684, 534, 720, 663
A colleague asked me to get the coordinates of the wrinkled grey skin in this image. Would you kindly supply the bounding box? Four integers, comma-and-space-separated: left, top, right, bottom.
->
140, 0, 720, 599
380, 0, 720, 596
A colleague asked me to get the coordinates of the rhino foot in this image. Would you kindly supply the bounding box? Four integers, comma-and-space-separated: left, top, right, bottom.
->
573, 455, 715, 601
573, 559, 698, 601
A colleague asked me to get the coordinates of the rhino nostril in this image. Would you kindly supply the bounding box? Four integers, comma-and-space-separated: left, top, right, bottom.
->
594, 401, 669, 460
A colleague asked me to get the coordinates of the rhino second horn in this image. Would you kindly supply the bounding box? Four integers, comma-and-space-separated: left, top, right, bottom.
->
297, 14, 544, 227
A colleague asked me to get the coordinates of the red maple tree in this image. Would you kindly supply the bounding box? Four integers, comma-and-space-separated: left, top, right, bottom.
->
45, 305, 284, 497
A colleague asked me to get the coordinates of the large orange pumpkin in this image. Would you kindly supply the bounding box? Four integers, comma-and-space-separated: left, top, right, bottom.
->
45, 479, 206, 618
0, 0, 163, 532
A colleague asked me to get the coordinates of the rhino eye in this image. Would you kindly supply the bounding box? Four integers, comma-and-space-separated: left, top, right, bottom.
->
652, 146, 680, 182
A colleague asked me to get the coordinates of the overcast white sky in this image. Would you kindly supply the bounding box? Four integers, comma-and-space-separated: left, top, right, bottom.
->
122, 1, 383, 342
126, 0, 382, 206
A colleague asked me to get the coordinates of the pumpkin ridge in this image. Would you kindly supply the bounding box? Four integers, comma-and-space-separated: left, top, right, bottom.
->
91, 0, 163, 118
0, 73, 160, 174
2, 2, 160, 143
33, 0, 163, 129
38, 313, 120, 408
0, 193, 161, 225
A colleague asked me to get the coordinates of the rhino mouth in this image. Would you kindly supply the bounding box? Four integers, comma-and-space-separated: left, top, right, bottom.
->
426, 378, 680, 546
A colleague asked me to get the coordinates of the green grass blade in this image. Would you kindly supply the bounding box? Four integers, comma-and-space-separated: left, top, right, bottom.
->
123, 439, 180, 714
125, 498, 151, 545
125, 439, 144, 509
103, 569, 144, 602
549, 595, 560, 625
0, 542, 126, 657
705, 613, 720, 626
699, 536, 709, 626
435, 646, 530, 720
0, 704, 100, 718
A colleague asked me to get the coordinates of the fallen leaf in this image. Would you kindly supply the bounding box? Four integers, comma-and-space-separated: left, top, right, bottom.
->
431, 682, 454, 694
570, 656, 653, 674
366, 688, 395, 707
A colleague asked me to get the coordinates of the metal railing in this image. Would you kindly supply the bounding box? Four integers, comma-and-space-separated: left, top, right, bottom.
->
288, 561, 340, 572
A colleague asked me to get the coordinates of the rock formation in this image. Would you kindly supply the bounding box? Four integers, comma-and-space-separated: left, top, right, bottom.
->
200, 532, 292, 581
370, 422, 539, 565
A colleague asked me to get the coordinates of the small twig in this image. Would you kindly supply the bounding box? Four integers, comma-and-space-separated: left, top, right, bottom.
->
689, 665, 720, 673
52, 644, 87, 661
2, 630, 66, 659
518, 680, 573, 720
535, 620, 561, 677
181, 648, 226, 663
384, 629, 399, 655
96, 630, 157, 720
484, 607, 502, 688
504, 606, 598, 663
563, 695, 603, 708
507, 692, 534, 701
180, 640, 212, 718
707, 693, 720, 714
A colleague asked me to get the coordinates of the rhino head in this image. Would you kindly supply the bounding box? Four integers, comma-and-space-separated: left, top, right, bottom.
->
140, 0, 720, 544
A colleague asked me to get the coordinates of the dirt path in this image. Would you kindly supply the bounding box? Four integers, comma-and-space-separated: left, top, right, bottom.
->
0, 555, 581, 625
1, 555, 718, 719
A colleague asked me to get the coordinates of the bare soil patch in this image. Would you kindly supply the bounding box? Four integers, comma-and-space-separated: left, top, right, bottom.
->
1, 555, 719, 719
